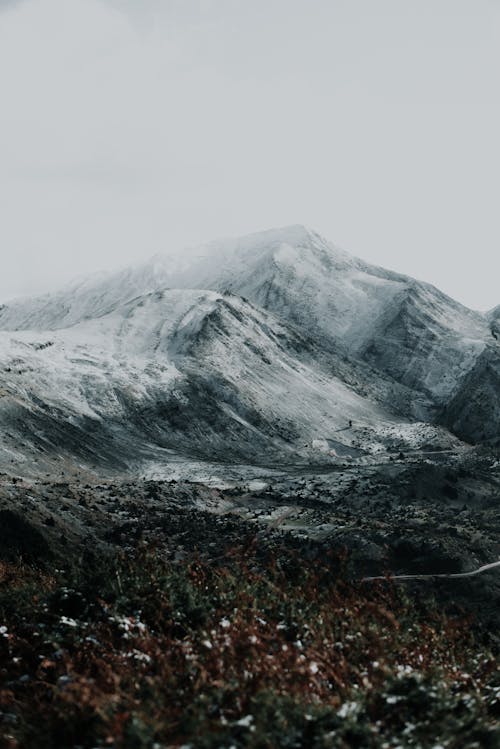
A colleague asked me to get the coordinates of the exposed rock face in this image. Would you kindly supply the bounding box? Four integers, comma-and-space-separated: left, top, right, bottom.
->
442, 346, 500, 445
489, 305, 500, 341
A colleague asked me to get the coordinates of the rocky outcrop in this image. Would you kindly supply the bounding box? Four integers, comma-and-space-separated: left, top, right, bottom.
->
441, 345, 500, 445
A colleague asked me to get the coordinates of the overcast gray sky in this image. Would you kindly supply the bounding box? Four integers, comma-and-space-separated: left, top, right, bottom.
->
0, 0, 499, 310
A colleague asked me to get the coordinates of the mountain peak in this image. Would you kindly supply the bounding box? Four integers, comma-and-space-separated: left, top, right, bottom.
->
162, 224, 355, 291
183, 224, 325, 265
204, 223, 316, 249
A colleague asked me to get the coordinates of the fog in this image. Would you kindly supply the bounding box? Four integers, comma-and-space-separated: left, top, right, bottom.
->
0, 0, 499, 310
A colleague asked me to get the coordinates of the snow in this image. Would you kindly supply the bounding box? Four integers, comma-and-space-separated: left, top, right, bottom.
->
0, 284, 400, 472
0, 289, 222, 422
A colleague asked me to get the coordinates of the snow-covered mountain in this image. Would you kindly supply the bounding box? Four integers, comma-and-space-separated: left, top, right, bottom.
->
0, 286, 399, 474
0, 225, 498, 475
165, 226, 491, 411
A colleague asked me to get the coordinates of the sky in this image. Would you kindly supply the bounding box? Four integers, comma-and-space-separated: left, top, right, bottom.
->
0, 0, 499, 310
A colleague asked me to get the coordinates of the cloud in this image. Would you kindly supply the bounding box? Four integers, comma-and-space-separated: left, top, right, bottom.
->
0, 0, 25, 10
0, 0, 499, 309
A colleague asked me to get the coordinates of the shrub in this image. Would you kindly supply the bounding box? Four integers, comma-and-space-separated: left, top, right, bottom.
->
0, 545, 498, 748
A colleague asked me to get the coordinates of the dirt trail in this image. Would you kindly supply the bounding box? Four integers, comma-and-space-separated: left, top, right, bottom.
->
363, 559, 500, 583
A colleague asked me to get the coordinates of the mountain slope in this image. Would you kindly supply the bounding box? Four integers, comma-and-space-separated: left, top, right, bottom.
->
0, 259, 175, 331
488, 305, 500, 341
1, 287, 409, 475
173, 226, 490, 408
441, 344, 500, 445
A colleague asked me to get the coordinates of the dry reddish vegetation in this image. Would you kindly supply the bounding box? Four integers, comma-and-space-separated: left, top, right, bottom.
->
0, 545, 498, 748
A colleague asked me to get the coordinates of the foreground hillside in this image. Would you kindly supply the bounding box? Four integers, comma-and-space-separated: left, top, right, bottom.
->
0, 436, 499, 746
1, 527, 498, 749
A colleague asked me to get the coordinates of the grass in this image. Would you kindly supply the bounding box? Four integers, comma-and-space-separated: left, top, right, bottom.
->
0, 542, 498, 748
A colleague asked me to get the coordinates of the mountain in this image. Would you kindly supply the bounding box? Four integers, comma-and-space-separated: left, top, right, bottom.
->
0, 286, 411, 476
164, 226, 490, 410
0, 225, 498, 476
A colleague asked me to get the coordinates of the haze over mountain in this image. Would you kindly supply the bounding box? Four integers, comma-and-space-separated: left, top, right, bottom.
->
0, 225, 498, 477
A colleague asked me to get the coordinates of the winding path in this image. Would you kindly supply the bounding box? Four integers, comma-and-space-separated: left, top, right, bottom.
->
362, 559, 500, 583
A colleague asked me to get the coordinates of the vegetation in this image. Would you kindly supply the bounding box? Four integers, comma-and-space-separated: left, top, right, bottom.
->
0, 543, 498, 748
